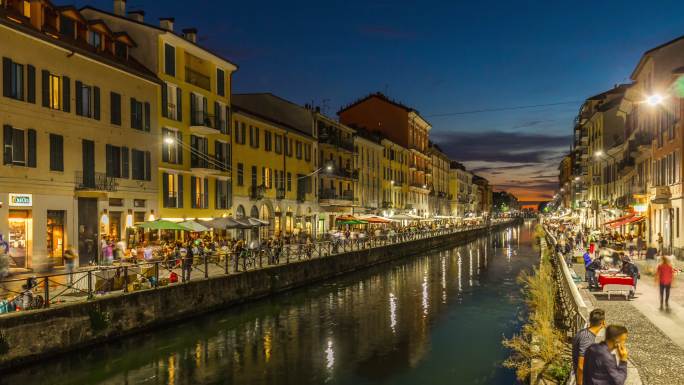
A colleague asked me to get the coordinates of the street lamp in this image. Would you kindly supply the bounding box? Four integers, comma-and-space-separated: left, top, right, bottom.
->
646, 94, 664, 106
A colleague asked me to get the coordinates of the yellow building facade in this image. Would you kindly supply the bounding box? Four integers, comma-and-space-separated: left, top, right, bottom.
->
1, 1, 158, 268
380, 138, 411, 215
230, 104, 318, 237
353, 129, 383, 212
83, 5, 237, 222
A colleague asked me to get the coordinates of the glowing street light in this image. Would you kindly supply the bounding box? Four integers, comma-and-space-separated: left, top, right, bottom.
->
594, 150, 604, 158
646, 94, 664, 106
164, 136, 175, 144
325, 164, 333, 172
574, 176, 580, 181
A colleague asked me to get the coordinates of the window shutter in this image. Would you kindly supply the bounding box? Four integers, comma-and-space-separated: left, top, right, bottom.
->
121, 146, 129, 178
75, 80, 82, 115
130, 98, 136, 128
105, 144, 113, 177
161, 82, 168, 118
177, 174, 184, 208
3, 124, 13, 164
204, 178, 209, 208
93, 86, 100, 120
62, 76, 70, 112
145, 151, 151, 181
26, 65, 35, 103
214, 101, 220, 130
27, 129, 36, 167
162, 172, 169, 207
202, 97, 208, 125
144, 102, 150, 131
190, 176, 197, 208
177, 131, 183, 164
190, 93, 196, 124
176, 88, 182, 121
41, 69, 49, 107
2, 58, 11, 97
110, 92, 121, 125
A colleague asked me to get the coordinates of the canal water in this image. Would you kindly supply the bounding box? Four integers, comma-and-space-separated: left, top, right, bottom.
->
5, 221, 538, 385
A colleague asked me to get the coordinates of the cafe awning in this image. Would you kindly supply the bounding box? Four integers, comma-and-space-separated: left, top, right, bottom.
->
609, 215, 644, 228
358, 215, 393, 224
180, 220, 209, 232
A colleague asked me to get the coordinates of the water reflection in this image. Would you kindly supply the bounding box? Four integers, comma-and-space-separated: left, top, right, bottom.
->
6, 221, 537, 385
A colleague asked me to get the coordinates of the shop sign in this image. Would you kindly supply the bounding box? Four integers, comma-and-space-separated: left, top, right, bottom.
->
9, 193, 32, 207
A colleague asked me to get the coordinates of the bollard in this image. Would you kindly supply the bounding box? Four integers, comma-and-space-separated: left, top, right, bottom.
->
123, 266, 128, 293
87, 270, 93, 299
204, 254, 209, 278
224, 253, 229, 274
154, 262, 160, 288
43, 277, 49, 308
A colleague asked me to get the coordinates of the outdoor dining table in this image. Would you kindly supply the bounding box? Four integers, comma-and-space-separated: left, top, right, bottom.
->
597, 272, 635, 300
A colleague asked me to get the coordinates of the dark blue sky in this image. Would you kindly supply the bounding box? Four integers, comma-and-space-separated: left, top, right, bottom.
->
74, 0, 684, 203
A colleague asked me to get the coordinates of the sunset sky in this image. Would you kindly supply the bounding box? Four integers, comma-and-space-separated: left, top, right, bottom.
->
72, 0, 684, 205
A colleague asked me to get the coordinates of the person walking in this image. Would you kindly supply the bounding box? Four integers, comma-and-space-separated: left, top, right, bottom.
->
657, 232, 664, 256
586, 256, 603, 290
619, 255, 639, 298
63, 245, 77, 287
655, 255, 675, 310
572, 309, 606, 385
181, 242, 192, 282
583, 325, 629, 385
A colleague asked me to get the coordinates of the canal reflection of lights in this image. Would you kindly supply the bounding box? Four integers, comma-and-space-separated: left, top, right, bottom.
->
484, 243, 488, 268
477, 249, 480, 274
264, 331, 272, 362
468, 249, 473, 286
441, 256, 447, 303
457, 252, 462, 292
168, 355, 176, 385
325, 338, 335, 372
422, 273, 429, 317
389, 292, 397, 333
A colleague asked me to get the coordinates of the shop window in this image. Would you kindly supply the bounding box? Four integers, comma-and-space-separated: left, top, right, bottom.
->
8, 210, 30, 269
47, 210, 65, 263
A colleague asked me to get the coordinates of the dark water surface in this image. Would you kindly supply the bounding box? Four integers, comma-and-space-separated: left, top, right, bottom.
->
5, 221, 538, 385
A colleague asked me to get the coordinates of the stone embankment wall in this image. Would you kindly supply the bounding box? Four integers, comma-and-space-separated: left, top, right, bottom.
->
0, 219, 520, 369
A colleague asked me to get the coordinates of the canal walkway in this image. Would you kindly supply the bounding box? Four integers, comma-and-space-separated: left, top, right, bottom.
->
571, 254, 684, 385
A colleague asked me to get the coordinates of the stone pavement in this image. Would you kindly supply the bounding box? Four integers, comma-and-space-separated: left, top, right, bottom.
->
572, 257, 684, 385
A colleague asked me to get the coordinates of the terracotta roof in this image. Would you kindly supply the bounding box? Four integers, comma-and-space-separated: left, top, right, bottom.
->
338, 92, 418, 115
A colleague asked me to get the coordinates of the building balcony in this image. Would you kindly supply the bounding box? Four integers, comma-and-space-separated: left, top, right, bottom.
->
185, 67, 211, 91
319, 132, 354, 152
250, 184, 265, 200
330, 168, 357, 180
190, 156, 227, 176
75, 171, 118, 192
190, 112, 225, 135
319, 188, 354, 205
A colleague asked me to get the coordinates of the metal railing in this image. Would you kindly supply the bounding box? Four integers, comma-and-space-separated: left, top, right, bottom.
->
74, 171, 117, 192
0, 220, 514, 315
544, 226, 588, 336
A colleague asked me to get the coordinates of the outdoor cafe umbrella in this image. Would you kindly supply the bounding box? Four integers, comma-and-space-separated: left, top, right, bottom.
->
359, 215, 392, 224
136, 219, 191, 231
247, 217, 270, 227
201, 217, 251, 230
180, 220, 209, 232
337, 219, 367, 225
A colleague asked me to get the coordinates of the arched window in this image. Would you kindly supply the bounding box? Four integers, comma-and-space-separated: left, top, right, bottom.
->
236, 205, 245, 219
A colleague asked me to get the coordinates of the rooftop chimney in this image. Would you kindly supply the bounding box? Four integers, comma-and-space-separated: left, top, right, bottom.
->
159, 17, 174, 32
113, 0, 126, 16
182, 28, 197, 43
127, 10, 144, 22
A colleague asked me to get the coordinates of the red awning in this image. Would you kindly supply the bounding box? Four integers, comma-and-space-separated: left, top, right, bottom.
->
602, 213, 634, 226
609, 216, 644, 228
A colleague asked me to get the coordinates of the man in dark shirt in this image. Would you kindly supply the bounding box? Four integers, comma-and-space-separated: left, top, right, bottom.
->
572, 309, 606, 385
583, 325, 629, 385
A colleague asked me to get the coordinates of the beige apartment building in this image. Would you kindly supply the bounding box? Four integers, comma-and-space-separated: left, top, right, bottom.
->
0, 1, 158, 268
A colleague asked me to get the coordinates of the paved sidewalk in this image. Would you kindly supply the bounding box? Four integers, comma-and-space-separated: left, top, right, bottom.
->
572, 258, 684, 385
